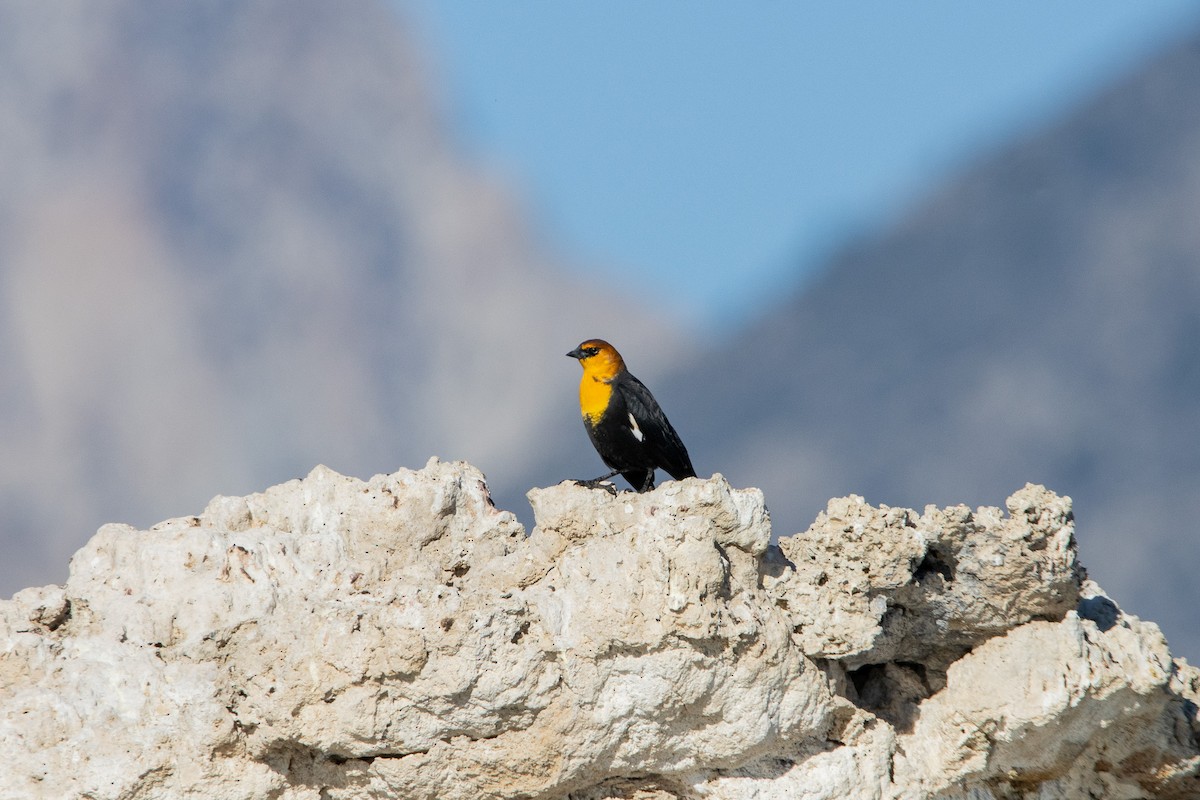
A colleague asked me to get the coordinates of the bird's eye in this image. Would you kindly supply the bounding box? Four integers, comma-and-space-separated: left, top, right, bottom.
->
585, 347, 600, 356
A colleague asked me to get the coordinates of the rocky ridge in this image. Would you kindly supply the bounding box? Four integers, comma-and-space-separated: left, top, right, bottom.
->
1, 460, 1197, 799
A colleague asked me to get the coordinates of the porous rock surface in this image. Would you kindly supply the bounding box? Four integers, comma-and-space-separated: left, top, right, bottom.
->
1, 460, 1196, 799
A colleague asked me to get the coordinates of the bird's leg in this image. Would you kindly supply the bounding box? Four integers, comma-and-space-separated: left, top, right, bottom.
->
574, 469, 620, 495
640, 472, 656, 492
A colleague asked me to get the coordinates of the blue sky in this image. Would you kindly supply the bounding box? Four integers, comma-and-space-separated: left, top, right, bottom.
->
401, 2, 1200, 329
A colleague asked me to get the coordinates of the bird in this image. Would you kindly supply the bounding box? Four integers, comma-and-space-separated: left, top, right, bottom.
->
566, 338, 696, 492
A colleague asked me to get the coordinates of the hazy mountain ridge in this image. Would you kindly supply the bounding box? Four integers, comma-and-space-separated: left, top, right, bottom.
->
666, 32, 1200, 659
2, 0, 1198, 667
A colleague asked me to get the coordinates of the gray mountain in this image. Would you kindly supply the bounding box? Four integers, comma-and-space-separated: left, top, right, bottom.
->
5, 0, 1198, 669
0, 0, 676, 592
665, 32, 1200, 661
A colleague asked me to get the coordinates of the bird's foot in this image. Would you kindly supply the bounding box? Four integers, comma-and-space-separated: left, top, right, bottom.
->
573, 478, 619, 496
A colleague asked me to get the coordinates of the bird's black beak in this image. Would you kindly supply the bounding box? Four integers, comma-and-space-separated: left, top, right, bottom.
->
566, 348, 583, 359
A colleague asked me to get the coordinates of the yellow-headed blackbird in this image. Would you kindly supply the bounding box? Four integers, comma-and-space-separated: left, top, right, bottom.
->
566, 338, 696, 492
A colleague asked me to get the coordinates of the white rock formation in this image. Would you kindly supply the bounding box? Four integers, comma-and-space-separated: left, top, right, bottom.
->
1, 460, 1196, 799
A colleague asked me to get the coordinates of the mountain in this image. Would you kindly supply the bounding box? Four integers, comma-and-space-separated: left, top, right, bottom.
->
4, 0, 1199, 669
0, 0, 676, 592
666, 32, 1200, 661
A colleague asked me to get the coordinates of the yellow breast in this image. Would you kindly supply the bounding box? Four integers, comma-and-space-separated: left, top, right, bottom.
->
579, 374, 613, 425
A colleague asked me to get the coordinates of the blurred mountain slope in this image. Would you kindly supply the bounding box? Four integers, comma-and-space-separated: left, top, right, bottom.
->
4, 0, 1198, 667
0, 0, 677, 591
667, 32, 1200, 659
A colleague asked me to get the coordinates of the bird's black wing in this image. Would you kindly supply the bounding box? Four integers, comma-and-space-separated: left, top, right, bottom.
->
616, 374, 696, 481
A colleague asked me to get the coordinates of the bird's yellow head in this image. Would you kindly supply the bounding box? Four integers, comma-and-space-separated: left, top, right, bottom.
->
568, 340, 625, 423
566, 339, 625, 382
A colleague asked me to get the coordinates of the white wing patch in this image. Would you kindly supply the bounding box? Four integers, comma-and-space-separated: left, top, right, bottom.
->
628, 412, 645, 442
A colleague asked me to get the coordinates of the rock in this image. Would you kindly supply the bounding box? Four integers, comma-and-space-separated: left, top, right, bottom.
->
771, 483, 1082, 672
0, 463, 1196, 799
889, 613, 1191, 799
